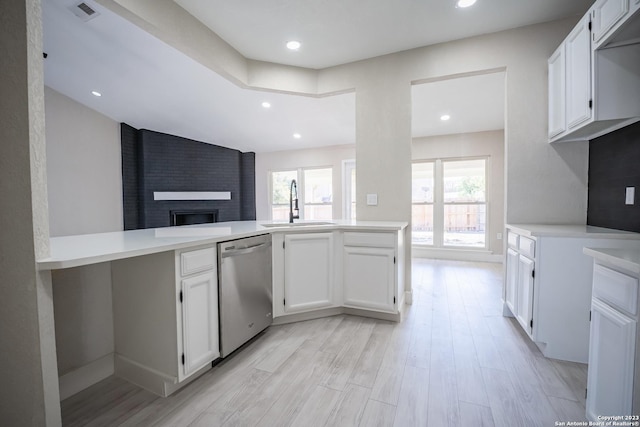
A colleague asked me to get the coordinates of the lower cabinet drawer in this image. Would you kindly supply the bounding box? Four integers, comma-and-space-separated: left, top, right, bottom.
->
518, 236, 535, 258
180, 247, 215, 276
593, 263, 638, 316
507, 231, 519, 249
343, 232, 395, 248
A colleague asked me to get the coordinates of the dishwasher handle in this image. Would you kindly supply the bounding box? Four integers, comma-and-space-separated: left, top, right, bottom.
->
221, 242, 271, 258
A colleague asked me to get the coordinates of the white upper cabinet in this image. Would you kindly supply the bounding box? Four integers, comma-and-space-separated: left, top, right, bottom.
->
592, 0, 629, 45
548, 45, 566, 139
548, 1, 640, 143
566, 15, 593, 130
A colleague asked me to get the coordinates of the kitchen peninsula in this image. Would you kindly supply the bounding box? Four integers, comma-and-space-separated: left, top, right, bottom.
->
38, 220, 407, 397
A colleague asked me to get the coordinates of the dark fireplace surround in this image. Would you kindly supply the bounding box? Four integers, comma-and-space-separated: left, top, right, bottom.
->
121, 124, 256, 230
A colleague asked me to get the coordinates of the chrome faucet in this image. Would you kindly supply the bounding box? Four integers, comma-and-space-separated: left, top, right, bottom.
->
289, 179, 300, 223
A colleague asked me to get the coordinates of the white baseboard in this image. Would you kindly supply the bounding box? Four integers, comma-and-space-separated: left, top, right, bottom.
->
404, 290, 413, 305
58, 353, 114, 400
412, 246, 503, 263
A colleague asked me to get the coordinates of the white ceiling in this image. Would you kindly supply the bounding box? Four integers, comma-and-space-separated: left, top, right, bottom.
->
175, 0, 593, 70
42, 0, 592, 153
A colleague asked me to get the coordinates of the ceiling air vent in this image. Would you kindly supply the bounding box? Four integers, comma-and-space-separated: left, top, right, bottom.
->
68, 1, 100, 22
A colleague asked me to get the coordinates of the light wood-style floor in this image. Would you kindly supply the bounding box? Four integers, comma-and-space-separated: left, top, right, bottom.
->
61, 259, 589, 426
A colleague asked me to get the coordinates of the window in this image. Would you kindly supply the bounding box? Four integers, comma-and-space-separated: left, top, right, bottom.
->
343, 160, 356, 220
442, 159, 486, 248
411, 161, 434, 245
271, 170, 298, 221
270, 167, 333, 221
303, 168, 332, 220
412, 157, 487, 249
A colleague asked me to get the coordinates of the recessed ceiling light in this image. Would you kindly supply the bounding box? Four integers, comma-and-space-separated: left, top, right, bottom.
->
440, 114, 451, 121
293, 133, 302, 139
261, 101, 271, 108
456, 0, 477, 8
286, 40, 301, 50
91, 91, 102, 97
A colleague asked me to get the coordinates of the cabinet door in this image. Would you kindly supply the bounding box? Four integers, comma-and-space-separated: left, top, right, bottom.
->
180, 270, 219, 378
505, 248, 519, 316
284, 233, 334, 313
548, 44, 566, 139
343, 246, 396, 313
566, 15, 592, 129
516, 255, 535, 336
586, 298, 635, 421
592, 0, 629, 44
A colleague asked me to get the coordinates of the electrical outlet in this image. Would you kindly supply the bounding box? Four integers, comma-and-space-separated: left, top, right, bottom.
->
366, 193, 378, 206
497, 233, 503, 240
626, 187, 635, 205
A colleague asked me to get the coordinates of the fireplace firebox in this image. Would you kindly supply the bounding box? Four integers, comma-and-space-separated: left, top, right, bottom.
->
170, 209, 218, 226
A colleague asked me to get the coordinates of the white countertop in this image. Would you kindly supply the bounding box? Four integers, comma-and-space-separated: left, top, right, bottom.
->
506, 223, 640, 239
583, 247, 640, 275
38, 220, 408, 270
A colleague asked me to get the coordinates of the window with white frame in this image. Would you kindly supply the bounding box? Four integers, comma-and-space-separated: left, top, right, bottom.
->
342, 160, 356, 220
412, 157, 487, 249
270, 167, 333, 221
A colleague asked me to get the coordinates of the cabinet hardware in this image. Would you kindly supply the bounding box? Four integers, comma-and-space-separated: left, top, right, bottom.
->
283, 241, 285, 249
588, 20, 592, 31
589, 310, 591, 321
179, 291, 183, 303
589, 99, 593, 109
283, 298, 286, 306
532, 269, 535, 279
530, 319, 534, 328
181, 353, 185, 365
585, 388, 588, 398
393, 256, 396, 264
394, 296, 396, 304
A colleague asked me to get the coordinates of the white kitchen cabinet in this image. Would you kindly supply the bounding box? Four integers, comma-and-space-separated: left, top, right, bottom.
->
584, 248, 640, 420
343, 246, 396, 312
516, 255, 535, 335
586, 298, 635, 420
547, 45, 566, 139
342, 231, 402, 314
111, 244, 219, 396
505, 248, 519, 316
548, 1, 640, 142
591, 0, 629, 45
504, 225, 640, 363
283, 232, 336, 314
180, 270, 218, 377
565, 14, 593, 130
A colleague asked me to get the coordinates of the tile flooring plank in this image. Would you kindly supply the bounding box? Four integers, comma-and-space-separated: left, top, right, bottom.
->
472, 334, 507, 371
324, 384, 371, 427
548, 396, 588, 423
459, 401, 495, 427
369, 364, 405, 406
320, 315, 364, 355
348, 321, 395, 388
288, 385, 342, 427
359, 399, 396, 427
254, 350, 336, 427
172, 368, 271, 427
551, 359, 589, 405
321, 319, 376, 391
393, 365, 429, 427
482, 367, 528, 427
453, 333, 490, 407
427, 337, 460, 427
531, 355, 577, 401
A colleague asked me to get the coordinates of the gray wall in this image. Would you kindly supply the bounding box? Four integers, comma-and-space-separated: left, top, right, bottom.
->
45, 86, 122, 236
0, 0, 60, 425
45, 87, 120, 394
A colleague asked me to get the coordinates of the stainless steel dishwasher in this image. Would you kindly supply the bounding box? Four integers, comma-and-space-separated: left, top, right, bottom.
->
218, 234, 273, 357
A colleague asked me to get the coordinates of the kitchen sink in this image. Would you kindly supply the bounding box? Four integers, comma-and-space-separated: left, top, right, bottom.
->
259, 222, 335, 228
